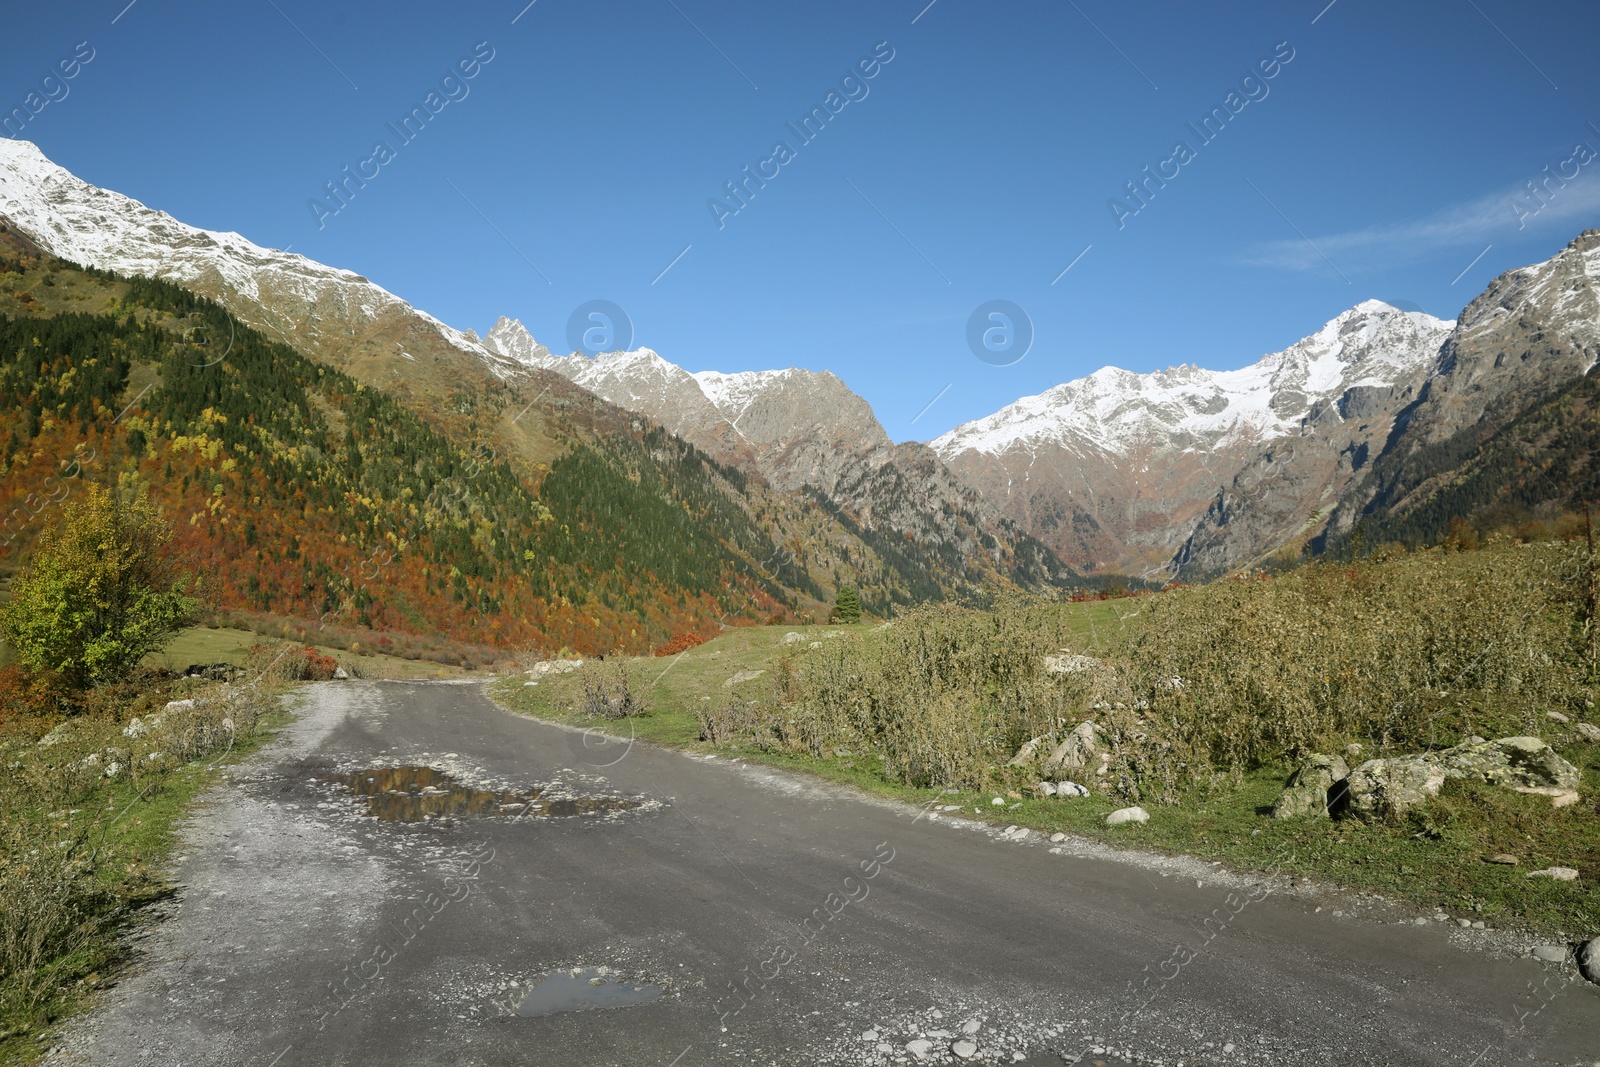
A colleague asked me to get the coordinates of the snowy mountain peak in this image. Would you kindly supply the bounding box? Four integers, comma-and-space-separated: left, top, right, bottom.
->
932, 300, 1453, 460
0, 138, 500, 370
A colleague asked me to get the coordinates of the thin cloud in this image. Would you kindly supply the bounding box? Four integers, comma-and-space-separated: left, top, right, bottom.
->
1241, 171, 1600, 272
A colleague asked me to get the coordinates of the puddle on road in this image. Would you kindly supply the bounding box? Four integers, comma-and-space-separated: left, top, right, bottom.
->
515, 968, 663, 1017
339, 766, 638, 823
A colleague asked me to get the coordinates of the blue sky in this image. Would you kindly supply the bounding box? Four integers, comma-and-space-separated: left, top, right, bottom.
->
6, 0, 1600, 441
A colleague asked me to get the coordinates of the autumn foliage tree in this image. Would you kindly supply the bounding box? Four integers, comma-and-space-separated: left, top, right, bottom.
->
2, 486, 196, 688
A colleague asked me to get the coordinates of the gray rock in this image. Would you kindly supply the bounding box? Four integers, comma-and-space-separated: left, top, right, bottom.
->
1008, 735, 1051, 768
722, 669, 766, 687
1576, 722, 1600, 743
1531, 945, 1569, 962
905, 1038, 933, 1058
1526, 867, 1580, 881
1056, 781, 1090, 798
1345, 757, 1446, 820
1043, 652, 1100, 675
1043, 720, 1099, 775
1106, 806, 1149, 826
1271, 753, 1351, 819
1429, 736, 1581, 790
1034, 781, 1057, 797
1579, 939, 1599, 984
332, 666, 350, 680
960, 1020, 981, 1035
1545, 710, 1570, 723
951, 1039, 979, 1059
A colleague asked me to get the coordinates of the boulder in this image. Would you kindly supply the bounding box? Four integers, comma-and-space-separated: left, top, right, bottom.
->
1345, 758, 1446, 820
1056, 781, 1090, 798
1042, 721, 1098, 775
1579, 939, 1600, 985
1270, 754, 1351, 819
1576, 723, 1600, 743
1043, 652, 1100, 675
1429, 736, 1580, 790
1106, 806, 1149, 826
1008, 735, 1052, 768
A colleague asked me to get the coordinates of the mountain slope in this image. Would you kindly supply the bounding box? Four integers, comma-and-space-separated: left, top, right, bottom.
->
481, 318, 1077, 590
1319, 229, 1600, 552
932, 301, 1453, 575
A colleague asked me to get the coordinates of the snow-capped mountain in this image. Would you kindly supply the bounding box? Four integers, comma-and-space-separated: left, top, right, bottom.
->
0, 138, 513, 381
934, 301, 1452, 462
1311, 228, 1600, 555
932, 302, 1455, 575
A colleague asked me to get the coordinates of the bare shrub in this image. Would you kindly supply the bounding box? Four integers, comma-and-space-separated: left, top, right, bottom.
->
577, 662, 646, 719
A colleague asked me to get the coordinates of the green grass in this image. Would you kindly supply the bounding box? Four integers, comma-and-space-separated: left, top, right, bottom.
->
492, 610, 1600, 937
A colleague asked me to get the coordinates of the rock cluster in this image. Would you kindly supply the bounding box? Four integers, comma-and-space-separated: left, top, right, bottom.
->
1272, 735, 1582, 822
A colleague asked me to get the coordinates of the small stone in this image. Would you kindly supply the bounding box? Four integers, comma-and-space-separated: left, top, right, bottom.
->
332, 666, 350, 680
1413, 917, 1428, 926
951, 1039, 979, 1059
877, 1043, 894, 1054
1531, 945, 1568, 962
1457, 918, 1473, 928
861, 1031, 879, 1042
1223, 1042, 1236, 1053
960, 1020, 981, 1035
1485, 854, 1520, 865
1106, 806, 1149, 826
1546, 710, 1571, 723
1472, 921, 1486, 929
1527, 867, 1580, 881
906, 1038, 934, 1058
1036, 781, 1057, 796
991, 797, 1006, 806
1576, 722, 1600, 743
1049, 832, 1067, 843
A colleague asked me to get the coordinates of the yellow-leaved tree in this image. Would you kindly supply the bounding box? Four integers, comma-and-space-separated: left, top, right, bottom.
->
2, 486, 197, 689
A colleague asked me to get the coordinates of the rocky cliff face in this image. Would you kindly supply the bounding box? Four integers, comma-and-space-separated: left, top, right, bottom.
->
933, 301, 1454, 576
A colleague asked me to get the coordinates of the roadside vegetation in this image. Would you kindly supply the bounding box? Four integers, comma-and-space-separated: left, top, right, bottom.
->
0, 490, 308, 1064
496, 537, 1599, 935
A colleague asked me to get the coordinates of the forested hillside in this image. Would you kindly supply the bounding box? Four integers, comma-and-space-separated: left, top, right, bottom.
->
0, 231, 1046, 658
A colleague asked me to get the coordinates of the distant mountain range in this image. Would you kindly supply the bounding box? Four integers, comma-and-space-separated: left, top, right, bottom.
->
2, 136, 1595, 612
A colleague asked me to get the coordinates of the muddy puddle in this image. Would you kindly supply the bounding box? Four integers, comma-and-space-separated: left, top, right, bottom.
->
338, 766, 638, 823
514, 968, 662, 1017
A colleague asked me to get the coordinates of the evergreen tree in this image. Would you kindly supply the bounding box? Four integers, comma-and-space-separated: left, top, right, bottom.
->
835, 585, 861, 624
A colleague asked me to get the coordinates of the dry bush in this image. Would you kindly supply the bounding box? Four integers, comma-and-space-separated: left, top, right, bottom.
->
758, 540, 1591, 801
742, 601, 1086, 789
577, 661, 646, 719
1105, 539, 1587, 797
